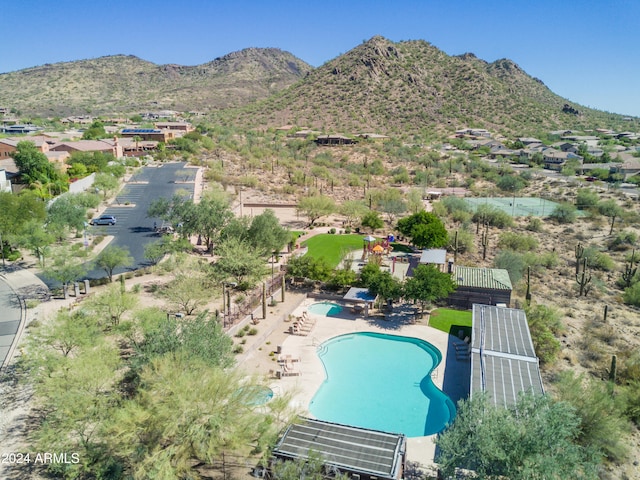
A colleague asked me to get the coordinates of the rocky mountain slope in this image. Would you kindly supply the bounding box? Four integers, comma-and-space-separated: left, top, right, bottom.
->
0, 48, 312, 117
229, 36, 628, 136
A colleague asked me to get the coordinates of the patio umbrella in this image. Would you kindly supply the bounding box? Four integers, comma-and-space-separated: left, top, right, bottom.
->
363, 235, 376, 242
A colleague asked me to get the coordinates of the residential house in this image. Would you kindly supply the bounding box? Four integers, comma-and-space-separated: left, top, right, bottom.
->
0, 136, 52, 158
50, 139, 123, 158
447, 264, 512, 309
314, 135, 356, 146
542, 148, 583, 171
455, 128, 492, 138
154, 122, 194, 133
120, 128, 175, 143
518, 137, 542, 145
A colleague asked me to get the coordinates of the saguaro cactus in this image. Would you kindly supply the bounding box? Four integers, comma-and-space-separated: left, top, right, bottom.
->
575, 243, 585, 275
621, 249, 637, 288
576, 257, 592, 296
609, 354, 617, 384
525, 266, 532, 305
481, 224, 489, 261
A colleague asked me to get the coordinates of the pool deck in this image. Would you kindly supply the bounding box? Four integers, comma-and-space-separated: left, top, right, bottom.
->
237, 296, 471, 472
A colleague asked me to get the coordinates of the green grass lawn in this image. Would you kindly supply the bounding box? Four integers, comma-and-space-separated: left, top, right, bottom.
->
302, 234, 366, 267
429, 308, 472, 337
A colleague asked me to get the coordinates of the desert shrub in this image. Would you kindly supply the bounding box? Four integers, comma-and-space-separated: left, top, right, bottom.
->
440, 196, 472, 216
524, 251, 559, 271
620, 382, 640, 425
497, 232, 539, 252
554, 371, 630, 463
525, 304, 562, 364
472, 205, 513, 228
575, 188, 600, 210
494, 250, 526, 284
582, 246, 614, 271
549, 202, 577, 224
526, 216, 543, 232
623, 282, 640, 307
447, 229, 475, 254
608, 230, 638, 251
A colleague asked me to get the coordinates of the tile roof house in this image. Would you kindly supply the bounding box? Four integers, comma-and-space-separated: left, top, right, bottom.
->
50, 139, 123, 158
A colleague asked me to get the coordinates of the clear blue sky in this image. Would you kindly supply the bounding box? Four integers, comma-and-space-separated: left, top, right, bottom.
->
2, 0, 639, 117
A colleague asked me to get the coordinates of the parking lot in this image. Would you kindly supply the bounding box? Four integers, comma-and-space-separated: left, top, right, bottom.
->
84, 162, 198, 280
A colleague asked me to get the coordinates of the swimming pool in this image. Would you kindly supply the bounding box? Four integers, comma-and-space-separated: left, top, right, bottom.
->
307, 301, 344, 316
309, 332, 455, 437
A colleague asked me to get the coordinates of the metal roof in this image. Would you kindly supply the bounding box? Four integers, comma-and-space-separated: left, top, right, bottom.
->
452, 265, 512, 290
470, 304, 544, 407
419, 248, 447, 265
272, 418, 405, 480
343, 287, 377, 303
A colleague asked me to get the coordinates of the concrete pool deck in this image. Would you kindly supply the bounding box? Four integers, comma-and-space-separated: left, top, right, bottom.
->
237, 296, 471, 472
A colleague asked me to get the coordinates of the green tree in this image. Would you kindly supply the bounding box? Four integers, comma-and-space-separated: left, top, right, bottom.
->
108, 357, 289, 479
214, 237, 265, 285
81, 120, 107, 140
436, 392, 600, 480
92, 172, 119, 199
286, 255, 333, 281
94, 245, 134, 282
162, 270, 212, 316
340, 199, 368, 227
43, 247, 88, 287
190, 194, 233, 253
397, 210, 448, 249
13, 140, 60, 186
297, 195, 335, 226
18, 220, 55, 267
360, 210, 384, 232
598, 199, 624, 235
84, 283, 139, 326
247, 209, 289, 256
46, 193, 87, 239
404, 264, 455, 312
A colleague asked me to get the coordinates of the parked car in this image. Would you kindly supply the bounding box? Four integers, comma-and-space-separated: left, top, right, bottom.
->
90, 215, 117, 226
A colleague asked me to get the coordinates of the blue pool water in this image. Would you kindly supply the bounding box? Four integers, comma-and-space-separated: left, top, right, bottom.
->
307, 301, 344, 316
309, 332, 455, 437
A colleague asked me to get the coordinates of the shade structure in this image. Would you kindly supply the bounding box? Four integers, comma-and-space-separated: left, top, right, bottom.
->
363, 235, 376, 242
372, 244, 384, 253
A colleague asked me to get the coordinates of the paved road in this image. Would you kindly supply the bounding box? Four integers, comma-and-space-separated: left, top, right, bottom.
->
0, 275, 21, 368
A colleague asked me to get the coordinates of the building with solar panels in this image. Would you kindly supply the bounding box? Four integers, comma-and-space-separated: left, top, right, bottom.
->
271, 417, 406, 480
470, 304, 545, 406
120, 128, 175, 142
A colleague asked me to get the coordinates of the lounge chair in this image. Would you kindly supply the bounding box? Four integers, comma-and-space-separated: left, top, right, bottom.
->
281, 361, 301, 377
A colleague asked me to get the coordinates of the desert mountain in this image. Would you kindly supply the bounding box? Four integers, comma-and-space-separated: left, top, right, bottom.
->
229, 36, 629, 135
0, 48, 312, 117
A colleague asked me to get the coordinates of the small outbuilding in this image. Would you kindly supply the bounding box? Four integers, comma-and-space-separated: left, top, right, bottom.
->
271, 417, 407, 480
447, 265, 512, 309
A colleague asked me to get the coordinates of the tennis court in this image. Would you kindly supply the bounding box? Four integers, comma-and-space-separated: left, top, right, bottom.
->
464, 197, 560, 217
